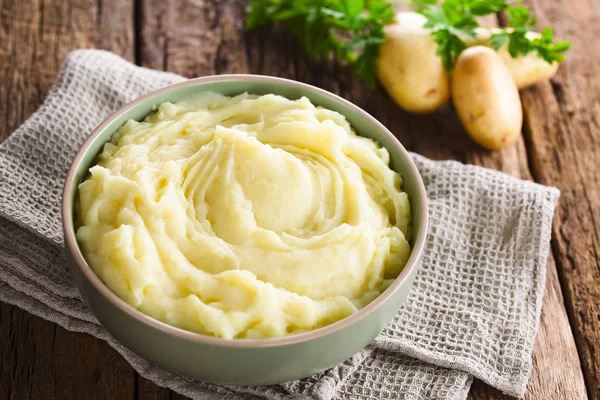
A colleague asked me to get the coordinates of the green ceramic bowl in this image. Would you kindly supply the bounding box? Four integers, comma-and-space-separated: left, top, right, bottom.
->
61, 75, 428, 386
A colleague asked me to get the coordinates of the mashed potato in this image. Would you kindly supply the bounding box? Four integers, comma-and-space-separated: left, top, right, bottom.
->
76, 93, 411, 339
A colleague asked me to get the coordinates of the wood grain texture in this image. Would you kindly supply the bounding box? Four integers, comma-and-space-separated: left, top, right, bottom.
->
514, 1, 600, 398
0, 0, 136, 398
136, 375, 172, 400
0, 303, 136, 399
138, 0, 249, 76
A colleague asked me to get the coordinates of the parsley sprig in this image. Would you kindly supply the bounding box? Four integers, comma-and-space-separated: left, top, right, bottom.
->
488, 6, 571, 63
246, 0, 571, 84
414, 0, 571, 71
246, 0, 395, 87
415, 0, 509, 71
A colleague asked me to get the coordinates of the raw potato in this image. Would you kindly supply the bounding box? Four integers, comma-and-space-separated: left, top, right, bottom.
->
452, 46, 523, 150
376, 12, 450, 114
469, 28, 559, 89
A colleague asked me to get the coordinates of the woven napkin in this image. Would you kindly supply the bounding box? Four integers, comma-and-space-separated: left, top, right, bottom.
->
0, 50, 559, 400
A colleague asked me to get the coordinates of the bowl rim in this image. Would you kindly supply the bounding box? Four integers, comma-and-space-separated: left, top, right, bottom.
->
62, 74, 429, 348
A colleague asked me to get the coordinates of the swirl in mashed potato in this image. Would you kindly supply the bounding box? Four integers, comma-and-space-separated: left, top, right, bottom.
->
76, 93, 411, 339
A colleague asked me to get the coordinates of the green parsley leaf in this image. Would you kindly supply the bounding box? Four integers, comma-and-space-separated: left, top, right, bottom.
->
432, 28, 468, 72
422, 6, 448, 29
469, 0, 509, 17
419, 0, 500, 71
487, 5, 571, 64
411, 0, 439, 13
416, 0, 571, 71
344, 0, 365, 18
489, 31, 509, 50
530, 27, 571, 63
507, 5, 536, 29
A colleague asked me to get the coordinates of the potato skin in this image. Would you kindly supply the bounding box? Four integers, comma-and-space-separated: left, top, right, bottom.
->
376, 12, 450, 114
469, 29, 559, 89
451, 46, 523, 150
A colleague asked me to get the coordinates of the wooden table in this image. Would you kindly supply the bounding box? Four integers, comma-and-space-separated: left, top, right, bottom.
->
0, 1, 597, 399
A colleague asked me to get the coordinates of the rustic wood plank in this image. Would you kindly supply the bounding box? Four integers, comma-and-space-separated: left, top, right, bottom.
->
0, 303, 136, 399
510, 0, 600, 398
136, 2, 587, 399
138, 0, 249, 76
0, 0, 136, 398
136, 375, 172, 400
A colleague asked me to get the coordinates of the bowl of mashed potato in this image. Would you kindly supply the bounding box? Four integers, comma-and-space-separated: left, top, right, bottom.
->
62, 75, 428, 385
